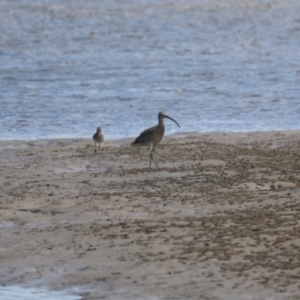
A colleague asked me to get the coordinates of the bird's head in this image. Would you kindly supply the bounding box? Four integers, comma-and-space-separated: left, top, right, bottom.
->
158, 112, 180, 128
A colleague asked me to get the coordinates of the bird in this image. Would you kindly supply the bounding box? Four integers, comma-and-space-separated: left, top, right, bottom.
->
131, 112, 180, 168
93, 127, 104, 153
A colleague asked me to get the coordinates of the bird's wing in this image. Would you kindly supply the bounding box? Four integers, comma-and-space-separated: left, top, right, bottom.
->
132, 125, 157, 145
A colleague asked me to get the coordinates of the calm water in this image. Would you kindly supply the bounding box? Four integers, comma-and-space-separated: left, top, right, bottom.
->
0, 286, 81, 300
1, 0, 300, 140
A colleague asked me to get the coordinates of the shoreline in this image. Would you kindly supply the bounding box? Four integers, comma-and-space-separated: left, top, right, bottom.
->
1, 128, 300, 142
1, 130, 300, 299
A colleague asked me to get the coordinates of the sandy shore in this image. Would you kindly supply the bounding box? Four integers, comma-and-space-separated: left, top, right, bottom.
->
1, 131, 300, 300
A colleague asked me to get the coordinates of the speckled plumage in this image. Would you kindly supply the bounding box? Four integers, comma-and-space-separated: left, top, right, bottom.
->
131, 112, 180, 168
93, 127, 104, 153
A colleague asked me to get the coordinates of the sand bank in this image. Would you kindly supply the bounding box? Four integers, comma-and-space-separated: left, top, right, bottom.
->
1, 131, 300, 299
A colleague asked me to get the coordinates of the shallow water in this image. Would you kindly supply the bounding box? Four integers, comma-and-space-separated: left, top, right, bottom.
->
1, 0, 300, 140
0, 286, 81, 300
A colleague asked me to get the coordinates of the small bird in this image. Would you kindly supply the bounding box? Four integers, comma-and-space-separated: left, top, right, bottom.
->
131, 112, 180, 168
93, 127, 104, 153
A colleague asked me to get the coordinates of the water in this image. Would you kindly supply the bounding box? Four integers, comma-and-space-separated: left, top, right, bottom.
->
0, 285, 81, 300
1, 0, 300, 141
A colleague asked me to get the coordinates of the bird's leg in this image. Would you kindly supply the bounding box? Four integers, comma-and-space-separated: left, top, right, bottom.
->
149, 144, 159, 169
138, 147, 142, 163
152, 148, 159, 160
149, 144, 152, 168
152, 147, 160, 168
150, 150, 159, 169
94, 142, 97, 153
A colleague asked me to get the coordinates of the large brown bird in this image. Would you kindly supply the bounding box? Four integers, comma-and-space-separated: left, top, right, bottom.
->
131, 112, 180, 168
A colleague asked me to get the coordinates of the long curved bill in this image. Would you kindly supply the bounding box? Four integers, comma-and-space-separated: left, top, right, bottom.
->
165, 115, 180, 128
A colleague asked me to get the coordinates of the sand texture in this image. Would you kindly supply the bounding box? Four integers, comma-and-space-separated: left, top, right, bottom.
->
1, 131, 300, 300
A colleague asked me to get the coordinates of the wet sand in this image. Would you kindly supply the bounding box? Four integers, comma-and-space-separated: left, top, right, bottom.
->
1, 131, 300, 300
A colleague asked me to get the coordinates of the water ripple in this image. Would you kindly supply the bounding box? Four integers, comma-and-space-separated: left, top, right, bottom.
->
1, 0, 300, 140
